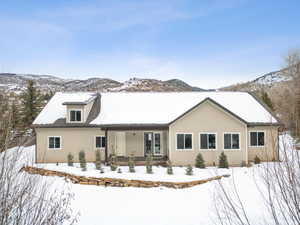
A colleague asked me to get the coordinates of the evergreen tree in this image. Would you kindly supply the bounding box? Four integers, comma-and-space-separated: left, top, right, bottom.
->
186, 165, 193, 175
128, 153, 135, 173
79, 151, 87, 171
261, 91, 274, 111
167, 160, 173, 175
218, 152, 229, 169
95, 150, 102, 170
146, 154, 153, 174
20, 80, 42, 127
195, 153, 206, 168
67, 153, 74, 167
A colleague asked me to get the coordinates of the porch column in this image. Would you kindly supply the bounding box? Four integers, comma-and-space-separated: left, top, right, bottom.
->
105, 129, 108, 163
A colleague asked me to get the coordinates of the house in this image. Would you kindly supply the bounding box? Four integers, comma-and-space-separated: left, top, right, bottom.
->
32, 91, 281, 166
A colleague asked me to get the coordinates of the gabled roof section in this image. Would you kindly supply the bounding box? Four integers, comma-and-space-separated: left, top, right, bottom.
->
33, 91, 280, 127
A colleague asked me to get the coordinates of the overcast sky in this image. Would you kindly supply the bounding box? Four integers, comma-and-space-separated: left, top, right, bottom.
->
0, 0, 299, 89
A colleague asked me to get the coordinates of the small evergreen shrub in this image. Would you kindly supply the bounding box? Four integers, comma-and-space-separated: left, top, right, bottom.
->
186, 165, 193, 175
146, 154, 153, 174
195, 153, 206, 168
117, 168, 122, 173
79, 151, 87, 171
128, 153, 135, 173
110, 154, 117, 171
241, 160, 247, 167
167, 160, 173, 175
254, 155, 261, 164
95, 150, 102, 170
218, 152, 229, 169
67, 153, 74, 167
100, 167, 105, 173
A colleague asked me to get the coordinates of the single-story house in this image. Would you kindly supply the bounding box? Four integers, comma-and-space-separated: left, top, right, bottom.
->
33, 91, 281, 166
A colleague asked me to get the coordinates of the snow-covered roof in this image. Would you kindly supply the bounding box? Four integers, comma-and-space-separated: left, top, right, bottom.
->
33, 92, 95, 125
33, 91, 279, 126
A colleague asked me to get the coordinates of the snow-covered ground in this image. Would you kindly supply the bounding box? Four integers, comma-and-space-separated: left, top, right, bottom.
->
5, 133, 298, 225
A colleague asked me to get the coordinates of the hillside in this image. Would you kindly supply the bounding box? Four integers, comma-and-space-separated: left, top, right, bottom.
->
0, 73, 205, 94
220, 68, 292, 92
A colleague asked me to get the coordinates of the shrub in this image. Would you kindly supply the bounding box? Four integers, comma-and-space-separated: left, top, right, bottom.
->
218, 152, 229, 169
79, 151, 87, 171
167, 160, 173, 175
195, 153, 205, 168
128, 153, 135, 173
110, 154, 117, 171
100, 167, 105, 173
67, 153, 74, 167
117, 168, 122, 173
254, 155, 261, 164
186, 165, 193, 175
146, 154, 153, 174
95, 150, 102, 170
241, 160, 247, 167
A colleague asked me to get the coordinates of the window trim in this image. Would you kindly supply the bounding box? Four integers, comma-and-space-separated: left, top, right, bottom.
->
95, 135, 106, 149
199, 132, 217, 151
223, 132, 241, 151
69, 109, 83, 123
47, 136, 62, 150
175, 133, 193, 151
249, 131, 266, 147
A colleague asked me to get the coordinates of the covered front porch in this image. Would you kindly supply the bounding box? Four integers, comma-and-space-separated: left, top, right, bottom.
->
103, 127, 169, 165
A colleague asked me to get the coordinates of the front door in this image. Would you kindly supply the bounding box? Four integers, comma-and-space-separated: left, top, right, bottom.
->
144, 132, 162, 156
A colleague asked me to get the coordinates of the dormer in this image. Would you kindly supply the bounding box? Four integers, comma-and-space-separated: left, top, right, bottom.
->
63, 95, 97, 124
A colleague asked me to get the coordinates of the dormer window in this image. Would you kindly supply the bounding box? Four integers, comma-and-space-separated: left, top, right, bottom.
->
70, 109, 82, 122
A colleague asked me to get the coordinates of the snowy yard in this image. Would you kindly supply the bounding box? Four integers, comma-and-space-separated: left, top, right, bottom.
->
7, 133, 298, 225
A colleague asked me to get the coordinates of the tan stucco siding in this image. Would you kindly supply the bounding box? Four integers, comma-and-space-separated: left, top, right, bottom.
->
36, 127, 106, 163
169, 101, 247, 166
247, 126, 279, 161
84, 101, 94, 121
36, 128, 168, 163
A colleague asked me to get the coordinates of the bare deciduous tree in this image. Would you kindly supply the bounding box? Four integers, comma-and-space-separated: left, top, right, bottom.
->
0, 107, 77, 225
214, 133, 300, 225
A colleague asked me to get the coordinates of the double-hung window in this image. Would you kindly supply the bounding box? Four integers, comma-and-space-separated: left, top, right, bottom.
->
176, 133, 192, 150
96, 136, 106, 148
70, 110, 82, 122
224, 133, 240, 150
200, 133, 216, 150
250, 131, 265, 147
48, 137, 61, 150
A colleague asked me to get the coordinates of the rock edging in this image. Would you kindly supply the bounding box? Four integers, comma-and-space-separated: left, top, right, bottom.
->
20, 166, 230, 189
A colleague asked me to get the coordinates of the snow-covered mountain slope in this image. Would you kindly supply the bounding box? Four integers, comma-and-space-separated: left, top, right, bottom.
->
0, 73, 204, 94
220, 68, 292, 92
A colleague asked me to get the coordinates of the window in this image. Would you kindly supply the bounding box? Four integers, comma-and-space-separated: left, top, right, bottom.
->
224, 133, 240, 150
48, 137, 61, 149
250, 131, 265, 147
200, 133, 216, 150
176, 133, 192, 150
154, 133, 161, 155
96, 136, 106, 148
70, 110, 82, 122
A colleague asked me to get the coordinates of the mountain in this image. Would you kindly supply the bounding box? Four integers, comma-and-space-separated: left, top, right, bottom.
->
220, 68, 292, 92
0, 73, 205, 95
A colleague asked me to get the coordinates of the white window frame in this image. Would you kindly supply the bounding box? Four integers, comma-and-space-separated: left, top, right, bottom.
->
199, 132, 217, 151
175, 133, 193, 151
48, 136, 62, 150
95, 135, 106, 149
153, 132, 163, 156
223, 132, 241, 151
249, 131, 265, 147
69, 109, 83, 123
